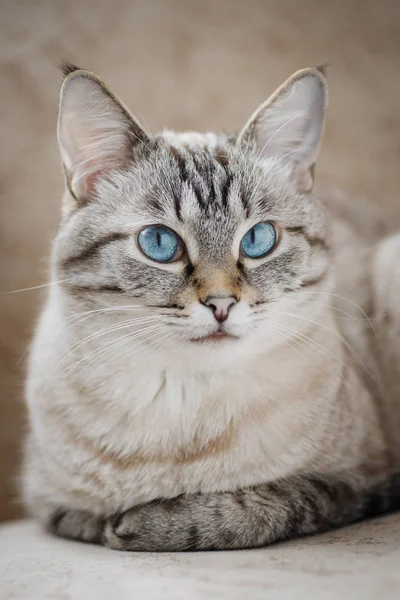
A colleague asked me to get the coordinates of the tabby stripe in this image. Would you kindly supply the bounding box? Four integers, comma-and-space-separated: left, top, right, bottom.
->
286, 226, 330, 250
184, 262, 195, 279
64, 284, 125, 294
60, 232, 129, 270
148, 303, 184, 310
220, 173, 232, 207
187, 524, 200, 550
234, 490, 247, 509
240, 190, 250, 218
170, 146, 188, 182
170, 147, 205, 209
50, 508, 104, 544
236, 261, 249, 282
210, 176, 218, 204
190, 154, 208, 208
173, 191, 183, 221
49, 509, 67, 532
192, 181, 206, 208
146, 191, 163, 214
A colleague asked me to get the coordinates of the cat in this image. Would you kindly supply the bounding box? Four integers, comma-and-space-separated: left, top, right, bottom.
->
22, 62, 400, 551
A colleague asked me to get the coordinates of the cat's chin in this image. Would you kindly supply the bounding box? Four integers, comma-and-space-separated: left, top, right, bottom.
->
190, 331, 239, 344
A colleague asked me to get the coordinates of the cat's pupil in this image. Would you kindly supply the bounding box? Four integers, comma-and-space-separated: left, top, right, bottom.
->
157, 231, 161, 247
250, 228, 256, 245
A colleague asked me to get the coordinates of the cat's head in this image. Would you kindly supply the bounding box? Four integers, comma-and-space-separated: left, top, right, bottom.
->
54, 64, 330, 366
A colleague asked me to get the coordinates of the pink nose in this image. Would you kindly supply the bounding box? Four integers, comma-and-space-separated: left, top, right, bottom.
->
204, 295, 238, 323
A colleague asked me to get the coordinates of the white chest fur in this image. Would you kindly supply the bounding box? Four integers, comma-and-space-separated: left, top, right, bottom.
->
27, 299, 363, 517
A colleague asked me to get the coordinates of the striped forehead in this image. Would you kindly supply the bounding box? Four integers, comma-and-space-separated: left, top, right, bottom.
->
158, 138, 251, 223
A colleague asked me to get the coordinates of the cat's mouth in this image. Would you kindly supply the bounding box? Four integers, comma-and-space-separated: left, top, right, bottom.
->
190, 330, 239, 343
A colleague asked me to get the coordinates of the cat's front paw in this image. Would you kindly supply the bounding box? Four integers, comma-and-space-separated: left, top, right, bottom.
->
102, 498, 193, 552
50, 508, 104, 544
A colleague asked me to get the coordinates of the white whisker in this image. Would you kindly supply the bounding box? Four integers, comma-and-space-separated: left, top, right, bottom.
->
65, 306, 150, 325
61, 324, 161, 379
1, 278, 73, 294
270, 308, 383, 387
274, 321, 340, 363
73, 326, 175, 389
57, 316, 162, 368
288, 290, 379, 338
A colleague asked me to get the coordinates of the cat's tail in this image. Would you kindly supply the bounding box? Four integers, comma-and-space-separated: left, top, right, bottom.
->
332, 472, 400, 529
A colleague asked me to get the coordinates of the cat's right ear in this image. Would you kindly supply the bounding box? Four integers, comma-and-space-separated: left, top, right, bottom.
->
57, 65, 150, 204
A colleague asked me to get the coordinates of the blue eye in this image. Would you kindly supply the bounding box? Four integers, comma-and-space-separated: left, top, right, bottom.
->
241, 222, 277, 258
138, 225, 182, 263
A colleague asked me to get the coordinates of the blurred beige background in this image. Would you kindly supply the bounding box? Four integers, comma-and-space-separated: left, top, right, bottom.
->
1, 0, 400, 522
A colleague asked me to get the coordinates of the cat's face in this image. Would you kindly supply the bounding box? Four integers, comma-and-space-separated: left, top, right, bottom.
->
54, 64, 330, 365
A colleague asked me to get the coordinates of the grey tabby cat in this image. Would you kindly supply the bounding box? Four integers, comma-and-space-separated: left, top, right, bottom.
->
23, 63, 400, 551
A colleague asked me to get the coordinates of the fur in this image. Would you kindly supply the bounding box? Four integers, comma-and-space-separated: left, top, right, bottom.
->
23, 66, 400, 550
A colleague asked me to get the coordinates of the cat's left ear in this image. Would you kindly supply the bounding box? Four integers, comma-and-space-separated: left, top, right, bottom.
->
238, 67, 328, 193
